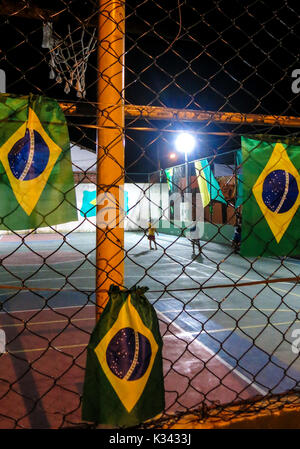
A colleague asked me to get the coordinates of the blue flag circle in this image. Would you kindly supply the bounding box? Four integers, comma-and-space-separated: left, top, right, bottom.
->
262, 169, 299, 214
8, 128, 50, 181
106, 327, 152, 381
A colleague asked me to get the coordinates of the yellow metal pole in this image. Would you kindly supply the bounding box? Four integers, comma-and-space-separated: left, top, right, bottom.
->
96, 0, 125, 319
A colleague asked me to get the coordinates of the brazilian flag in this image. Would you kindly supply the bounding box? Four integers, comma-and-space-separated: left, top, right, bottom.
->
165, 167, 173, 191
194, 159, 227, 207
165, 167, 174, 219
0, 93, 76, 230
240, 136, 300, 257
235, 150, 243, 208
82, 286, 165, 427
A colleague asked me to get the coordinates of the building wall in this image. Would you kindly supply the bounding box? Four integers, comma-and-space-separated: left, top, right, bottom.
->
0, 182, 169, 234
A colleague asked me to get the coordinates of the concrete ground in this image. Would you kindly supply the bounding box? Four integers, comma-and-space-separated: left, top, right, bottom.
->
0, 230, 300, 412
126, 232, 300, 396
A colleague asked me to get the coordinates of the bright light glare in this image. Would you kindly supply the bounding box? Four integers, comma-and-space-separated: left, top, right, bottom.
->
175, 133, 195, 153
169, 152, 177, 159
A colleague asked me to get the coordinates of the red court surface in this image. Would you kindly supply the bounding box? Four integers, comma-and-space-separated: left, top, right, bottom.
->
0, 233, 85, 266
0, 234, 66, 242
0, 304, 260, 429
0, 250, 85, 266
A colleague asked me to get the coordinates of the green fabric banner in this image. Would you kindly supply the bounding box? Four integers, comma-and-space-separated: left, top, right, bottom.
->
240, 136, 300, 257
0, 93, 76, 230
165, 167, 173, 191
235, 150, 243, 208
82, 285, 165, 427
194, 159, 227, 206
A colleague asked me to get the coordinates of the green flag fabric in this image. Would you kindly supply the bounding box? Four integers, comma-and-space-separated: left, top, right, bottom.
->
194, 159, 227, 207
164, 165, 185, 193
165, 167, 173, 191
235, 150, 243, 208
240, 136, 300, 257
82, 285, 165, 427
165, 166, 179, 219
0, 93, 76, 230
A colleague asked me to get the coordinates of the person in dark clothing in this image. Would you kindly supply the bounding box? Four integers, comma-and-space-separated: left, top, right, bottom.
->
232, 224, 241, 253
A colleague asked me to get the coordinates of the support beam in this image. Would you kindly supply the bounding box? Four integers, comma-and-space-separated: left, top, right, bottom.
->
60, 102, 300, 128
0, 0, 58, 21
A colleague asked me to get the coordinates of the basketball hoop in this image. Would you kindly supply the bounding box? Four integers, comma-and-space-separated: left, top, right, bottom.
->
42, 22, 96, 99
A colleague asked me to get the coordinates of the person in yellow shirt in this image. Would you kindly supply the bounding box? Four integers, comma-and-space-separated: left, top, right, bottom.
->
147, 221, 158, 250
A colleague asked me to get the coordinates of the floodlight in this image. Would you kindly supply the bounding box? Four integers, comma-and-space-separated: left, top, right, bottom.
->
175, 133, 196, 154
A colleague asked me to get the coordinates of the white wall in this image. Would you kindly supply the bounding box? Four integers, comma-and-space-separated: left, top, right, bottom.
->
125, 182, 168, 231
0, 182, 169, 234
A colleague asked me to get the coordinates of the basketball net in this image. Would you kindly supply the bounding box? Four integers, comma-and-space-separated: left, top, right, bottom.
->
42, 22, 96, 99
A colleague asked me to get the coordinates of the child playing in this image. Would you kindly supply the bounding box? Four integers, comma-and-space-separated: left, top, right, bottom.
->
147, 221, 158, 250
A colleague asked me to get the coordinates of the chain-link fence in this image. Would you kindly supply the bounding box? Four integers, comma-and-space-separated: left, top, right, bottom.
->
1, 0, 300, 429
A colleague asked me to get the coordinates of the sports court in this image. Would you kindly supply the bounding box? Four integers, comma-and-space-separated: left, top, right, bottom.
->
1, 230, 299, 428
1, 0, 300, 430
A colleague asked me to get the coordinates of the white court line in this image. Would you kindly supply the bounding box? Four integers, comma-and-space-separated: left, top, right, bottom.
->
169, 252, 300, 294
161, 239, 300, 297
154, 306, 296, 313
278, 282, 300, 285
0, 288, 94, 297
0, 275, 95, 285
0, 301, 292, 394
174, 253, 300, 297
157, 309, 268, 396
159, 235, 300, 270
0, 266, 94, 275
158, 309, 300, 333
0, 304, 95, 314
125, 274, 225, 280
171, 254, 216, 272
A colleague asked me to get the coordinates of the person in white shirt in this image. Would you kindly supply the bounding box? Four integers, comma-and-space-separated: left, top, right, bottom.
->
186, 222, 201, 255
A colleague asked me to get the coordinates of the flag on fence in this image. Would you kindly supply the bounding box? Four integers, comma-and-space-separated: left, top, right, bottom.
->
240, 136, 300, 257
165, 167, 173, 191
194, 159, 227, 207
165, 167, 175, 218
0, 94, 76, 230
235, 150, 243, 208
82, 285, 165, 427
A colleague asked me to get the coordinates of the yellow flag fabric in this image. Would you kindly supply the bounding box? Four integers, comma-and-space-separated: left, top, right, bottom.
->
194, 159, 226, 207
94, 294, 159, 412
82, 286, 164, 427
1, 107, 62, 216
0, 94, 76, 230
241, 136, 300, 257
195, 160, 210, 207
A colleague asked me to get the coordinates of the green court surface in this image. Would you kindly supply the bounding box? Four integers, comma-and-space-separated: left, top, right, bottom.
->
1, 231, 300, 394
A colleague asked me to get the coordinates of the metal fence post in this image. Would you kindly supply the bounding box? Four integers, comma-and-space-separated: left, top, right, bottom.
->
96, 0, 125, 319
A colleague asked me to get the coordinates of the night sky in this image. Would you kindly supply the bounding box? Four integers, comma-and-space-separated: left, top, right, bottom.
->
1, 0, 300, 172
